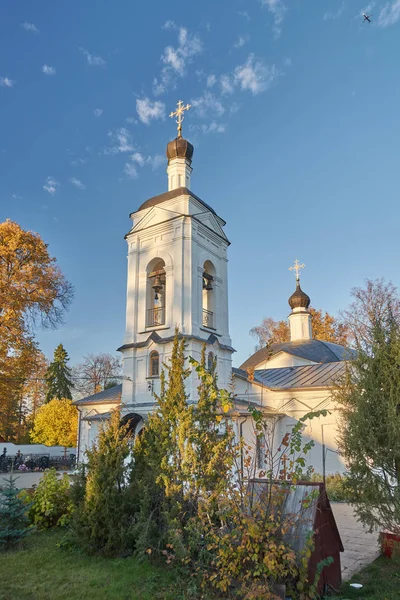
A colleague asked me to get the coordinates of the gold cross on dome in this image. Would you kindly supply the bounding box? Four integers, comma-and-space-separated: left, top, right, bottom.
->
289, 259, 305, 281
169, 100, 191, 138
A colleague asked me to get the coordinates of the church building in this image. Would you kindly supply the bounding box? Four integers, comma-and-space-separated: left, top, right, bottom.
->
75, 102, 355, 476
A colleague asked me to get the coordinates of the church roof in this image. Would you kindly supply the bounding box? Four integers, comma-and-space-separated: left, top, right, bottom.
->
133, 186, 220, 219
73, 384, 122, 406
240, 339, 356, 371
255, 362, 346, 390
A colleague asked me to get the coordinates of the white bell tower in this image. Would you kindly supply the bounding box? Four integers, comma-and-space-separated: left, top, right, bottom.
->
288, 260, 313, 341
118, 101, 234, 419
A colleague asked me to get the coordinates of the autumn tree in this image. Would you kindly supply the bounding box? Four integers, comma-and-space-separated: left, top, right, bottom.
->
72, 353, 122, 397
250, 307, 350, 350
30, 399, 78, 450
341, 278, 400, 354
45, 344, 73, 402
0, 220, 73, 441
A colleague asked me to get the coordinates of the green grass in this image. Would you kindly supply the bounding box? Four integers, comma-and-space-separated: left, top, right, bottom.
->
339, 555, 400, 600
0, 530, 194, 600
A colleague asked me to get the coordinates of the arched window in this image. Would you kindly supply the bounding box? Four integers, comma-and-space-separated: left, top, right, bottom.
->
207, 352, 215, 371
147, 258, 166, 327
202, 260, 216, 329
149, 351, 160, 377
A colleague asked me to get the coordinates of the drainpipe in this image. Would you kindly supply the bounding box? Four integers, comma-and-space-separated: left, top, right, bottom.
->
239, 415, 249, 479
76, 407, 82, 465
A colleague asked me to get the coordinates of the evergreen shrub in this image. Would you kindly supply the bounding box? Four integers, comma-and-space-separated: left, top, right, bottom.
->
0, 475, 33, 549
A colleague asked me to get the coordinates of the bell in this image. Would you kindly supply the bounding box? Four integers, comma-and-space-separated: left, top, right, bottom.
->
205, 279, 213, 291
152, 275, 163, 300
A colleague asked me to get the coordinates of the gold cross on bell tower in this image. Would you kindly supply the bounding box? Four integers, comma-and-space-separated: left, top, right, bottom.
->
169, 100, 191, 138
289, 259, 305, 282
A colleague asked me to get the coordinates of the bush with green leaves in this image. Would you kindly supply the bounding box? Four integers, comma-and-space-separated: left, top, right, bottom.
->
311, 472, 350, 503
0, 475, 33, 549
21, 468, 72, 529
70, 409, 136, 557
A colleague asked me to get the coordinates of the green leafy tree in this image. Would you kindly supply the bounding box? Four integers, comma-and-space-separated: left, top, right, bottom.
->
71, 409, 136, 557
20, 469, 72, 529
0, 475, 32, 549
336, 315, 400, 533
30, 398, 78, 450
45, 344, 73, 402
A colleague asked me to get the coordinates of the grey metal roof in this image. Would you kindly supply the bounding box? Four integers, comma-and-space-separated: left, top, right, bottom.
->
240, 339, 356, 370
254, 362, 345, 390
132, 187, 221, 219
74, 384, 122, 406
118, 331, 235, 353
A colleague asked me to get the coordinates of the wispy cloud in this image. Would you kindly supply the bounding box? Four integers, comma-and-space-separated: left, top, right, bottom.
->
234, 54, 276, 94
191, 92, 225, 119
0, 77, 14, 88
93, 108, 103, 117
12, 193, 22, 201
261, 0, 287, 38
191, 122, 227, 134
42, 65, 56, 75
136, 97, 166, 124
124, 152, 165, 179
69, 177, 86, 190
206, 74, 217, 88
43, 177, 59, 195
220, 74, 235, 95
21, 22, 39, 34
79, 47, 106, 67
234, 35, 249, 48
106, 128, 134, 154
162, 20, 176, 29
153, 26, 202, 95
323, 2, 345, 20
238, 10, 251, 21
378, 0, 400, 26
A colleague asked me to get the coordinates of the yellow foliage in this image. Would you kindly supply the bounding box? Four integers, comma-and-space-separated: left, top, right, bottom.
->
30, 398, 78, 448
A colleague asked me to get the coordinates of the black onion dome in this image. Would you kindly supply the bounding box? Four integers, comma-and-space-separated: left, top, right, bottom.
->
288, 281, 311, 310
166, 137, 194, 162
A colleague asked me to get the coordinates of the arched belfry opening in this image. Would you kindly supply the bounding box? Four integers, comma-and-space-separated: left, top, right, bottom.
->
202, 260, 215, 329
146, 258, 166, 327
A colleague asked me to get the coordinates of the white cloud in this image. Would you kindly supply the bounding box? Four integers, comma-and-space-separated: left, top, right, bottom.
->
323, 2, 345, 20
21, 22, 39, 33
43, 177, 59, 195
124, 162, 138, 179
124, 152, 165, 178
155, 26, 202, 94
206, 74, 217, 87
378, 0, 400, 26
79, 47, 106, 67
93, 108, 103, 117
283, 57, 292, 67
192, 122, 227, 134
234, 54, 276, 95
220, 74, 235, 95
162, 20, 176, 29
234, 35, 249, 48
0, 77, 14, 88
12, 193, 22, 200
42, 65, 56, 75
136, 97, 166, 124
191, 92, 225, 118
261, 0, 287, 38
238, 11, 251, 21
106, 128, 134, 154
69, 177, 86, 190
125, 116, 136, 124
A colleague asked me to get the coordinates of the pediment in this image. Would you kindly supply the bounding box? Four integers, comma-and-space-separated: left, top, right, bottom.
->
193, 210, 229, 242
129, 205, 182, 234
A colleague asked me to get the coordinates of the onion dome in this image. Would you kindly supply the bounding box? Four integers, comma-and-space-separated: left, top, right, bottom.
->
288, 280, 311, 310
166, 137, 194, 163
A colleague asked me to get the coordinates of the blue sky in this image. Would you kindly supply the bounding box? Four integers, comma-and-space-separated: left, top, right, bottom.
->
1, 0, 400, 367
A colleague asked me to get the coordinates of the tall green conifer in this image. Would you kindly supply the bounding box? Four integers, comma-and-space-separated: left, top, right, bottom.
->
45, 344, 73, 402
